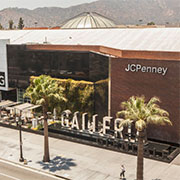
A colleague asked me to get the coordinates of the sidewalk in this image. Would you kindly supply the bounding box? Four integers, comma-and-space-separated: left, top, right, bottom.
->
0, 126, 179, 180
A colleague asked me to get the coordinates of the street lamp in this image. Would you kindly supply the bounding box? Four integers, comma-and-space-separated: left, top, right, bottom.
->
16, 110, 24, 162
0, 107, 2, 119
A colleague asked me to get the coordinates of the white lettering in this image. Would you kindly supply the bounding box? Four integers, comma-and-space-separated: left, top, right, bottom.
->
152, 67, 157, 73
61, 110, 71, 127
130, 64, 136, 72
65, 118, 69, 127
82, 113, 88, 130
103, 116, 112, 134
157, 67, 162, 74
61, 114, 65, 126
59, 111, 135, 140
146, 66, 151, 72
125, 64, 130, 72
114, 118, 124, 139
136, 64, 141, 72
72, 111, 80, 130
0, 75, 5, 86
125, 64, 168, 76
162, 67, 168, 76
141, 66, 146, 72
92, 114, 98, 132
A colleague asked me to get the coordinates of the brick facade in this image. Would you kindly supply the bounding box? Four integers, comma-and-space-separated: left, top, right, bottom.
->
110, 57, 180, 145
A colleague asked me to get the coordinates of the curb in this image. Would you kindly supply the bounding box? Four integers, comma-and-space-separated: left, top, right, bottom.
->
0, 157, 71, 180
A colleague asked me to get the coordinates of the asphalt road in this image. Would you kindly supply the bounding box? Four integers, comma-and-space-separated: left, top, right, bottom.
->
0, 159, 63, 180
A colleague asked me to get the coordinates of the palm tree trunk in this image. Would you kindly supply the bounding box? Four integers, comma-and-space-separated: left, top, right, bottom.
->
137, 130, 144, 180
43, 106, 50, 162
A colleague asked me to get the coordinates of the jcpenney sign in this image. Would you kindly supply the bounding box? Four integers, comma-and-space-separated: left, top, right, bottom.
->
125, 64, 168, 76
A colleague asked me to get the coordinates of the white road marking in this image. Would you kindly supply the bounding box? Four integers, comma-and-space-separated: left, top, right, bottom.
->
0, 172, 21, 180
0, 159, 62, 180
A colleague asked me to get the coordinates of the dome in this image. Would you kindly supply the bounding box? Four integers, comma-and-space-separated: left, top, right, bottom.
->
61, 12, 116, 29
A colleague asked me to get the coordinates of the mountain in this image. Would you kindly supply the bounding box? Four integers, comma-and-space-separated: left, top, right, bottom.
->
0, 0, 179, 28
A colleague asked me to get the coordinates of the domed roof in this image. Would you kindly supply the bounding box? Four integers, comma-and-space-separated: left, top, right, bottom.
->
61, 12, 116, 29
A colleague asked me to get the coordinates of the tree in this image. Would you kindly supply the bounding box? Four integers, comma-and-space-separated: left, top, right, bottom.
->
18, 17, 24, 29
117, 96, 172, 180
8, 20, 14, 29
0, 23, 3, 30
147, 21, 155, 25
24, 75, 66, 162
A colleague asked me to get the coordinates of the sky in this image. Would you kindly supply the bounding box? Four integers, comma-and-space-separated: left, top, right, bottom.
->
0, 0, 98, 10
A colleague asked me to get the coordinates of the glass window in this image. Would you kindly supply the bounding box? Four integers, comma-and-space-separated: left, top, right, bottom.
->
17, 88, 30, 103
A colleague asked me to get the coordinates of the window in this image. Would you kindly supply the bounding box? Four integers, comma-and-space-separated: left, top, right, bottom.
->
17, 88, 31, 103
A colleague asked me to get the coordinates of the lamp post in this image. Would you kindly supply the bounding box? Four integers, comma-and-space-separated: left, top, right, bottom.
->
0, 107, 1, 119
17, 110, 24, 162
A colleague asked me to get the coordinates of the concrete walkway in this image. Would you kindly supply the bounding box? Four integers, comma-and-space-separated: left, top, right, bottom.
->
0, 126, 179, 180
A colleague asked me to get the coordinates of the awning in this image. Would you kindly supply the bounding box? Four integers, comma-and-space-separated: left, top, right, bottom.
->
26, 105, 41, 111
12, 103, 34, 111
0, 100, 14, 108
5, 102, 21, 109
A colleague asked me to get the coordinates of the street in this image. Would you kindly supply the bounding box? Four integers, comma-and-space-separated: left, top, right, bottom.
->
0, 159, 62, 180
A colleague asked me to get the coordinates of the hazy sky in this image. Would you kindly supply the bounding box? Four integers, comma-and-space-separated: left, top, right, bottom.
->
0, 0, 98, 10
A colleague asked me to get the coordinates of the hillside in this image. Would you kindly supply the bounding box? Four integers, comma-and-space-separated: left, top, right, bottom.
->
0, 0, 179, 28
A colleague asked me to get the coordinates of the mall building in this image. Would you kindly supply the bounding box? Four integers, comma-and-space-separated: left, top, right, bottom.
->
0, 12, 179, 145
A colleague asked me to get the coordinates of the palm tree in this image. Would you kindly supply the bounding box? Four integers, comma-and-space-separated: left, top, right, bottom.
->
116, 96, 172, 180
24, 75, 66, 162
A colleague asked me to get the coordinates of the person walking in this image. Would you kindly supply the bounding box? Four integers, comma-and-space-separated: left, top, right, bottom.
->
120, 165, 125, 179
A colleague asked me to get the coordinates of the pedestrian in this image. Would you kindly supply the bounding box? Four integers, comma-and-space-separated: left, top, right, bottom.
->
120, 165, 125, 179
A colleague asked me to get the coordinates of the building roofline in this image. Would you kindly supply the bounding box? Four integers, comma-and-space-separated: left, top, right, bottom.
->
25, 44, 180, 61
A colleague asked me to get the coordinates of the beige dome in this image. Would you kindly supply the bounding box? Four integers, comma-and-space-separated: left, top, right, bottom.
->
61, 12, 116, 29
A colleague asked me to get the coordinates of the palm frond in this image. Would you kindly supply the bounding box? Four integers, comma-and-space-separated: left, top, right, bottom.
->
36, 98, 45, 105
147, 97, 160, 108
119, 119, 133, 129
135, 119, 146, 131
116, 110, 128, 117
147, 115, 172, 126
117, 95, 172, 131
151, 107, 169, 116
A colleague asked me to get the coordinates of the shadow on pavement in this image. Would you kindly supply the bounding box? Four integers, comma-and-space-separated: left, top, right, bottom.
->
37, 156, 76, 172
